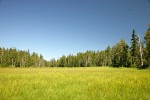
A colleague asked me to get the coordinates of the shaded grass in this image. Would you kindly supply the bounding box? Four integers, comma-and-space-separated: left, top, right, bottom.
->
0, 67, 150, 100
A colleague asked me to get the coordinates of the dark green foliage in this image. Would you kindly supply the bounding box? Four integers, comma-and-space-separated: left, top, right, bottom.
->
111, 39, 129, 67
49, 58, 57, 67
130, 29, 140, 67
144, 25, 150, 67
1, 26, 150, 68
0, 48, 45, 67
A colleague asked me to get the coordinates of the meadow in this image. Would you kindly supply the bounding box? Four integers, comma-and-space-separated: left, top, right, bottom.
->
0, 67, 150, 100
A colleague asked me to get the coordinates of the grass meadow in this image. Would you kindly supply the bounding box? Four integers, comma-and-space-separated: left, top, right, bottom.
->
0, 67, 150, 100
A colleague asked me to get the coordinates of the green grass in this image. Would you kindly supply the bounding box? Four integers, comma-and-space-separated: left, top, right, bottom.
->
0, 67, 150, 100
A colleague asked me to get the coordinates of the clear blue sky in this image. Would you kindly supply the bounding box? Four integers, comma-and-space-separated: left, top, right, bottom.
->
0, 0, 150, 60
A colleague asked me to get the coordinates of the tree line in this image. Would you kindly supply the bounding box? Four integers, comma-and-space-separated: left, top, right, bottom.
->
0, 48, 47, 67
0, 25, 150, 68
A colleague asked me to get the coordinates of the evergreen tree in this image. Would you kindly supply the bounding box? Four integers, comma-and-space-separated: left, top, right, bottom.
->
144, 25, 150, 67
130, 29, 139, 67
0, 47, 4, 67
49, 58, 57, 67
58, 55, 66, 67
39, 54, 44, 67
31, 52, 39, 67
112, 39, 128, 67
119, 39, 129, 67
105, 46, 112, 66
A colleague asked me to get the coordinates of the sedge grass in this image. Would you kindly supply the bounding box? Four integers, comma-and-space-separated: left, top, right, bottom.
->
0, 67, 150, 100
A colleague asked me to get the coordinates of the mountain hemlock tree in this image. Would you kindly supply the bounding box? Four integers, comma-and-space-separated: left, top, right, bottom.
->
0, 48, 3, 67
130, 29, 139, 67
111, 39, 128, 67
119, 39, 129, 67
144, 25, 150, 67
105, 46, 112, 66
112, 44, 119, 67
39, 54, 44, 67
49, 58, 57, 67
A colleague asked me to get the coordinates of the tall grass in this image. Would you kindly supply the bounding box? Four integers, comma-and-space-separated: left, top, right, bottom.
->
0, 67, 150, 100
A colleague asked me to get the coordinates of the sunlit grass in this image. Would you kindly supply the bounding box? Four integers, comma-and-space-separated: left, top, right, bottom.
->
0, 67, 150, 100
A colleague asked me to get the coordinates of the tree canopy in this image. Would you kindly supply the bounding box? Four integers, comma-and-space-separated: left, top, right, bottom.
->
1, 26, 150, 68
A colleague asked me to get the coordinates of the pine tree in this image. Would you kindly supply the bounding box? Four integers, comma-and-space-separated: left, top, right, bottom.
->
58, 55, 66, 67
119, 39, 129, 67
49, 58, 57, 67
105, 46, 112, 66
39, 54, 44, 67
112, 39, 128, 67
144, 25, 150, 67
130, 29, 139, 67
0, 47, 3, 67
31, 52, 39, 67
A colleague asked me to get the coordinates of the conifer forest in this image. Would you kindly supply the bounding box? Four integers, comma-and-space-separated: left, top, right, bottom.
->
1, 26, 150, 68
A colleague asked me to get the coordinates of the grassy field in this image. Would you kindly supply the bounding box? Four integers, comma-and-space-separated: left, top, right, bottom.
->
0, 67, 150, 100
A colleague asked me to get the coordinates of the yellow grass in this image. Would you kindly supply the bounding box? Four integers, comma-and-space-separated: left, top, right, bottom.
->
0, 67, 150, 100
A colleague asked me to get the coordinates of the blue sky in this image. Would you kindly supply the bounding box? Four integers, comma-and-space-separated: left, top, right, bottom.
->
0, 0, 150, 60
